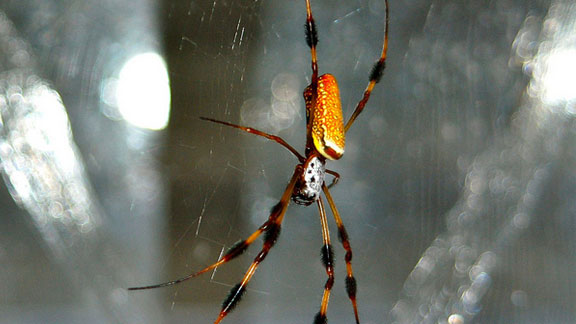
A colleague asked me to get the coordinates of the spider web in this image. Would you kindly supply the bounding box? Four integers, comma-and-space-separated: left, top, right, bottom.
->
0, 0, 574, 324
164, 1, 393, 322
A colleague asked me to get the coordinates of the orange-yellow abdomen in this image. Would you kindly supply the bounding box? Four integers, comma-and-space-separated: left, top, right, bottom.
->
304, 74, 345, 160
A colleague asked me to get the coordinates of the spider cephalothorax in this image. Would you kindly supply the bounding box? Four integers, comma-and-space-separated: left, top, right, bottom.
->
293, 155, 326, 206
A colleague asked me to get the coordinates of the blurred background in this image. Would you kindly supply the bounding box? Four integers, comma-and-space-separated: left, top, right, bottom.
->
0, 0, 574, 323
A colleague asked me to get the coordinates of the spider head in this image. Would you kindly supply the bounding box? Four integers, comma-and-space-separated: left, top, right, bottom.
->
292, 156, 326, 206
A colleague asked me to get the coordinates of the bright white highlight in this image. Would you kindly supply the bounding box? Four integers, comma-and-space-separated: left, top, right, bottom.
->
539, 49, 576, 106
116, 52, 171, 130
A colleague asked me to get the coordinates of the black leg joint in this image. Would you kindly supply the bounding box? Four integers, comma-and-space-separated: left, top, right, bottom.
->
369, 59, 386, 83
305, 21, 318, 48
314, 312, 327, 324
345, 276, 357, 298
264, 222, 281, 246
222, 283, 246, 313
225, 240, 249, 259
320, 244, 334, 269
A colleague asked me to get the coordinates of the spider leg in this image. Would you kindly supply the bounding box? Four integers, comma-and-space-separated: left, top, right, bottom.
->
212, 166, 300, 324
344, 0, 389, 133
305, 0, 319, 83
322, 183, 360, 324
200, 117, 305, 162
314, 197, 335, 324
128, 217, 275, 291
326, 169, 340, 189
128, 167, 299, 294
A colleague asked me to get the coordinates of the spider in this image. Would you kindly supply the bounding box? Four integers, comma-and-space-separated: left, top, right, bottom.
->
129, 0, 389, 323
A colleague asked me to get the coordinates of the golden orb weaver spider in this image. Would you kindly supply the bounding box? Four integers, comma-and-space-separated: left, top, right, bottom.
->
129, 0, 389, 323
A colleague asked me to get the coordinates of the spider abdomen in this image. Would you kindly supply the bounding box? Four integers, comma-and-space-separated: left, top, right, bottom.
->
293, 156, 326, 205
304, 74, 345, 161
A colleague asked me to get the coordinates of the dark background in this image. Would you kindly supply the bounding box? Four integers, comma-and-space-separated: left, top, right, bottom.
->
0, 0, 574, 323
